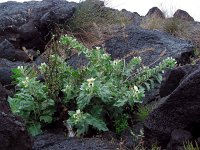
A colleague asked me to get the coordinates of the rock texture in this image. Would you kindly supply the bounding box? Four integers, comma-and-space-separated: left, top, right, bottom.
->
174, 9, 194, 22
33, 133, 120, 150
0, 83, 10, 113
144, 64, 200, 149
104, 25, 194, 66
0, 0, 77, 52
145, 7, 165, 19
0, 112, 32, 150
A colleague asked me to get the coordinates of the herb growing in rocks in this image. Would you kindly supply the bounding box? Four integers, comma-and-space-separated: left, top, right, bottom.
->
8, 35, 176, 136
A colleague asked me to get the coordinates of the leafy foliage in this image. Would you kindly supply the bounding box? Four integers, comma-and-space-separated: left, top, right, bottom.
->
9, 35, 176, 136
8, 66, 55, 136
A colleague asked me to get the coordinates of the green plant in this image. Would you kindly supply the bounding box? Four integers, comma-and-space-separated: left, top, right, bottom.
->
9, 35, 176, 136
136, 105, 151, 122
184, 141, 200, 150
114, 114, 129, 134
8, 66, 55, 136
60, 35, 176, 136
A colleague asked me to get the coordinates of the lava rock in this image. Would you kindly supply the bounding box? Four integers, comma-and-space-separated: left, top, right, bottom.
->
0, 58, 28, 85
122, 9, 142, 25
33, 133, 120, 150
167, 129, 192, 150
0, 83, 10, 113
174, 9, 194, 22
159, 64, 200, 97
104, 25, 194, 66
0, 0, 77, 51
145, 7, 165, 19
0, 39, 32, 61
144, 66, 200, 148
0, 112, 32, 150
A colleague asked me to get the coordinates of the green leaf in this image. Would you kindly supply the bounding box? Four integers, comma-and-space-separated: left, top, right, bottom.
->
86, 114, 108, 132
28, 123, 42, 136
144, 82, 150, 91
40, 115, 53, 123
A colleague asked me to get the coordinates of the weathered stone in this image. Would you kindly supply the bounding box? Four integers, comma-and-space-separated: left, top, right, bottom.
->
174, 9, 194, 22
144, 67, 200, 148
0, 112, 32, 150
146, 7, 165, 19
167, 129, 192, 150
160, 64, 200, 97
104, 25, 194, 66
0, 83, 10, 113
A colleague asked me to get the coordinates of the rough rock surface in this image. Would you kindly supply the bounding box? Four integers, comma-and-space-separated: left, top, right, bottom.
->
0, 0, 77, 51
159, 64, 200, 98
145, 7, 165, 19
33, 133, 120, 150
0, 112, 32, 150
144, 65, 200, 148
174, 9, 194, 22
104, 25, 194, 65
121, 9, 142, 25
167, 129, 192, 150
0, 83, 10, 113
0, 58, 28, 85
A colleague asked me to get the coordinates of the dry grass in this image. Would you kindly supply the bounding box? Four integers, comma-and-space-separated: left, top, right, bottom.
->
65, 0, 130, 48
140, 17, 165, 30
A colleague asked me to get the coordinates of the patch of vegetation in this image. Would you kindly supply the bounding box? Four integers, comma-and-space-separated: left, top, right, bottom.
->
66, 0, 129, 44
140, 17, 164, 30
136, 105, 152, 122
114, 114, 129, 134
8, 35, 176, 136
162, 18, 188, 36
184, 141, 200, 150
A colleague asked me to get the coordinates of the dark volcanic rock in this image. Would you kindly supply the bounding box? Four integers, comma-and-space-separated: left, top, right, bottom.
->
0, 36, 35, 62
0, 83, 10, 113
121, 9, 142, 25
0, 112, 32, 150
0, 58, 27, 85
104, 25, 194, 65
167, 129, 192, 150
146, 7, 165, 19
159, 64, 200, 97
174, 9, 194, 22
0, 0, 77, 51
33, 133, 119, 150
144, 66, 200, 148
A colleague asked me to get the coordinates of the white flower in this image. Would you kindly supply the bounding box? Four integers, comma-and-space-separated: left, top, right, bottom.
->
17, 66, 24, 70
87, 78, 95, 87
95, 47, 101, 50
113, 59, 121, 65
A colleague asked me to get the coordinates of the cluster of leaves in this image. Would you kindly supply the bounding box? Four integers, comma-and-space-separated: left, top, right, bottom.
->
8, 66, 55, 136
9, 35, 176, 136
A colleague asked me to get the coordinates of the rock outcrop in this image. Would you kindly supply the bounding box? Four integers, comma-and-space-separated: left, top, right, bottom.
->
0, 112, 32, 150
144, 64, 200, 149
173, 9, 194, 22
145, 7, 165, 19
104, 25, 194, 66
0, 0, 77, 52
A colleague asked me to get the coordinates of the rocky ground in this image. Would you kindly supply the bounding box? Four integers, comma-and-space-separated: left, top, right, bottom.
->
0, 0, 200, 150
